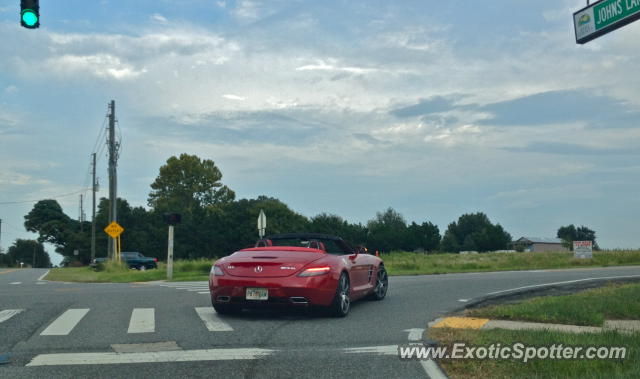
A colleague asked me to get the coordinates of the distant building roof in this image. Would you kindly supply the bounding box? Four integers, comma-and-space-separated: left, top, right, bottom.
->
515, 237, 563, 244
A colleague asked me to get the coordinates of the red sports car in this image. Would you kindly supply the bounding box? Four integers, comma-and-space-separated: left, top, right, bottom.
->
209, 233, 388, 317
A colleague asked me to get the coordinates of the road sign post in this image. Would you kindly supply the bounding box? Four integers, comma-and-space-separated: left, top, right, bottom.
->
103, 221, 124, 261
163, 213, 181, 280
167, 225, 174, 280
573, 240, 593, 259
574, 0, 640, 44
258, 210, 266, 238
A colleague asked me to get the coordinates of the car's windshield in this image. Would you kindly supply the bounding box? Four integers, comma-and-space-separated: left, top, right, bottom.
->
267, 238, 352, 255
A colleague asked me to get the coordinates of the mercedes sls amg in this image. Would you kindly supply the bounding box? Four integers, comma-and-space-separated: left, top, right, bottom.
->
209, 233, 388, 317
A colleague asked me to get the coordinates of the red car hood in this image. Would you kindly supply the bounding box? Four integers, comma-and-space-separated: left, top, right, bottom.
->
220, 248, 325, 278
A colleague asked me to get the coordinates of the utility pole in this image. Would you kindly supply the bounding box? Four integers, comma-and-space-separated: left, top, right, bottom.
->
91, 153, 97, 262
107, 100, 118, 260
32, 243, 36, 268
0, 219, 3, 254
79, 194, 84, 232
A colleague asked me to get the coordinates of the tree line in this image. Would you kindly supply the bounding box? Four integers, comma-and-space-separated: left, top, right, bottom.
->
0, 154, 599, 267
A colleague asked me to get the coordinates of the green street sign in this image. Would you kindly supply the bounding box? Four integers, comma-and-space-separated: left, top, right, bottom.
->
574, 0, 640, 44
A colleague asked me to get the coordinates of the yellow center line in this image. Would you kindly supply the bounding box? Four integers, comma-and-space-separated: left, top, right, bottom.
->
432, 317, 490, 329
0, 269, 19, 274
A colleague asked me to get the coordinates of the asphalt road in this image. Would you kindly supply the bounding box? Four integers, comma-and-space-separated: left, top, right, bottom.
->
1, 265, 639, 378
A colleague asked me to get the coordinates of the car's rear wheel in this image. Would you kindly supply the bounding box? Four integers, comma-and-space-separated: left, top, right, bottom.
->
329, 273, 350, 317
369, 266, 388, 300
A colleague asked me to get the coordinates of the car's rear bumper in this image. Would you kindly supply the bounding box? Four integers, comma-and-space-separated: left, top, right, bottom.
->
209, 274, 338, 307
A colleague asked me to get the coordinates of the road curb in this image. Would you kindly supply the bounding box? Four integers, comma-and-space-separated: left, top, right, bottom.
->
422, 274, 640, 378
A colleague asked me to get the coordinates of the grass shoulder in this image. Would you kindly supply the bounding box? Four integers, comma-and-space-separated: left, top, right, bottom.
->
429, 282, 640, 378
468, 282, 640, 326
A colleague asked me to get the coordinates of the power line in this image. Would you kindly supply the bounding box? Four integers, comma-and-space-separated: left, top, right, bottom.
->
0, 188, 90, 205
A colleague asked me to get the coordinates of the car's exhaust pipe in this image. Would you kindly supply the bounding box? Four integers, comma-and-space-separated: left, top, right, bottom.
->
290, 297, 308, 304
217, 296, 231, 303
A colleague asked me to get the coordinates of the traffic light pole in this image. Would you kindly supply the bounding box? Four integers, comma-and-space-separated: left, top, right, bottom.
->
167, 225, 174, 280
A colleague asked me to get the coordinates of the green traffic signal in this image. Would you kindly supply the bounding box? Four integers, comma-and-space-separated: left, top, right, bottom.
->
21, 9, 39, 27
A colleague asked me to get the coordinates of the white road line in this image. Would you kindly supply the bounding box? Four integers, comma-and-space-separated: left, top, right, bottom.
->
421, 358, 447, 379
127, 308, 155, 333
10, 282, 21, 285
41, 309, 90, 336
197, 291, 210, 294
404, 328, 424, 341
343, 345, 398, 355
458, 299, 469, 302
26, 348, 275, 366
486, 274, 640, 296
195, 307, 233, 331
187, 288, 209, 291
0, 309, 24, 323
38, 270, 50, 281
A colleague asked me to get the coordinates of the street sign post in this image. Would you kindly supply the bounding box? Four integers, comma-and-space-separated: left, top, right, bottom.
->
573, 241, 593, 259
104, 222, 124, 261
574, 0, 640, 44
104, 221, 124, 238
258, 210, 266, 238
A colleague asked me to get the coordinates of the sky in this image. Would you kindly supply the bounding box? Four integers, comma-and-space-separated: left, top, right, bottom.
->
1, 0, 640, 265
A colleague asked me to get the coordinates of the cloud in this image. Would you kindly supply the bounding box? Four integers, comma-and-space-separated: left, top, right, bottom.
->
222, 94, 247, 101
295, 59, 377, 74
151, 13, 168, 23
504, 142, 640, 156
46, 54, 145, 80
391, 96, 461, 118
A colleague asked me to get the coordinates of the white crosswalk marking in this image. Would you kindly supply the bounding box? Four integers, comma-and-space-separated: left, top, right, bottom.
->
0, 309, 24, 323
27, 348, 274, 366
41, 309, 89, 336
195, 307, 233, 331
158, 281, 210, 295
10, 282, 21, 285
128, 308, 155, 333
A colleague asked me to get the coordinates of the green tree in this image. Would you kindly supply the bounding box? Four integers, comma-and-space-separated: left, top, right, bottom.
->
6, 239, 51, 268
95, 197, 165, 260
148, 154, 235, 213
405, 221, 441, 252
440, 212, 511, 253
308, 213, 368, 247
557, 224, 599, 250
24, 199, 90, 264
367, 208, 408, 252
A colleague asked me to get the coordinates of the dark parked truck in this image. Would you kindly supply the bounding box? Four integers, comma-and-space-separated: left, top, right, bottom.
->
121, 252, 158, 270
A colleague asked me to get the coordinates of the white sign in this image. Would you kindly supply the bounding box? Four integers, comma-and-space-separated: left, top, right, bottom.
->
573, 241, 593, 259
258, 210, 266, 238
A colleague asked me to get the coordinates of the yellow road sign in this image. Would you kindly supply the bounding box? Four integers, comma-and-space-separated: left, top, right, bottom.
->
104, 221, 124, 238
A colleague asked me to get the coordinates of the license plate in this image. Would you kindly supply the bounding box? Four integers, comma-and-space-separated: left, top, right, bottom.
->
246, 287, 268, 300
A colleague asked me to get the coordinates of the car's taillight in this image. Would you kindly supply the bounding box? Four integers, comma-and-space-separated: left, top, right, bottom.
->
298, 266, 331, 277
211, 265, 224, 276
153, 258, 158, 262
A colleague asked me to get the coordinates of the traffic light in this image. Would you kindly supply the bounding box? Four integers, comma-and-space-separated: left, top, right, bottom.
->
20, 0, 40, 29
163, 213, 182, 225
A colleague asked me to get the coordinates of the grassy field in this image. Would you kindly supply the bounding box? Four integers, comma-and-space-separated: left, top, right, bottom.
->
44, 250, 640, 283
384, 250, 640, 275
468, 282, 640, 326
430, 282, 640, 378
45, 259, 212, 283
